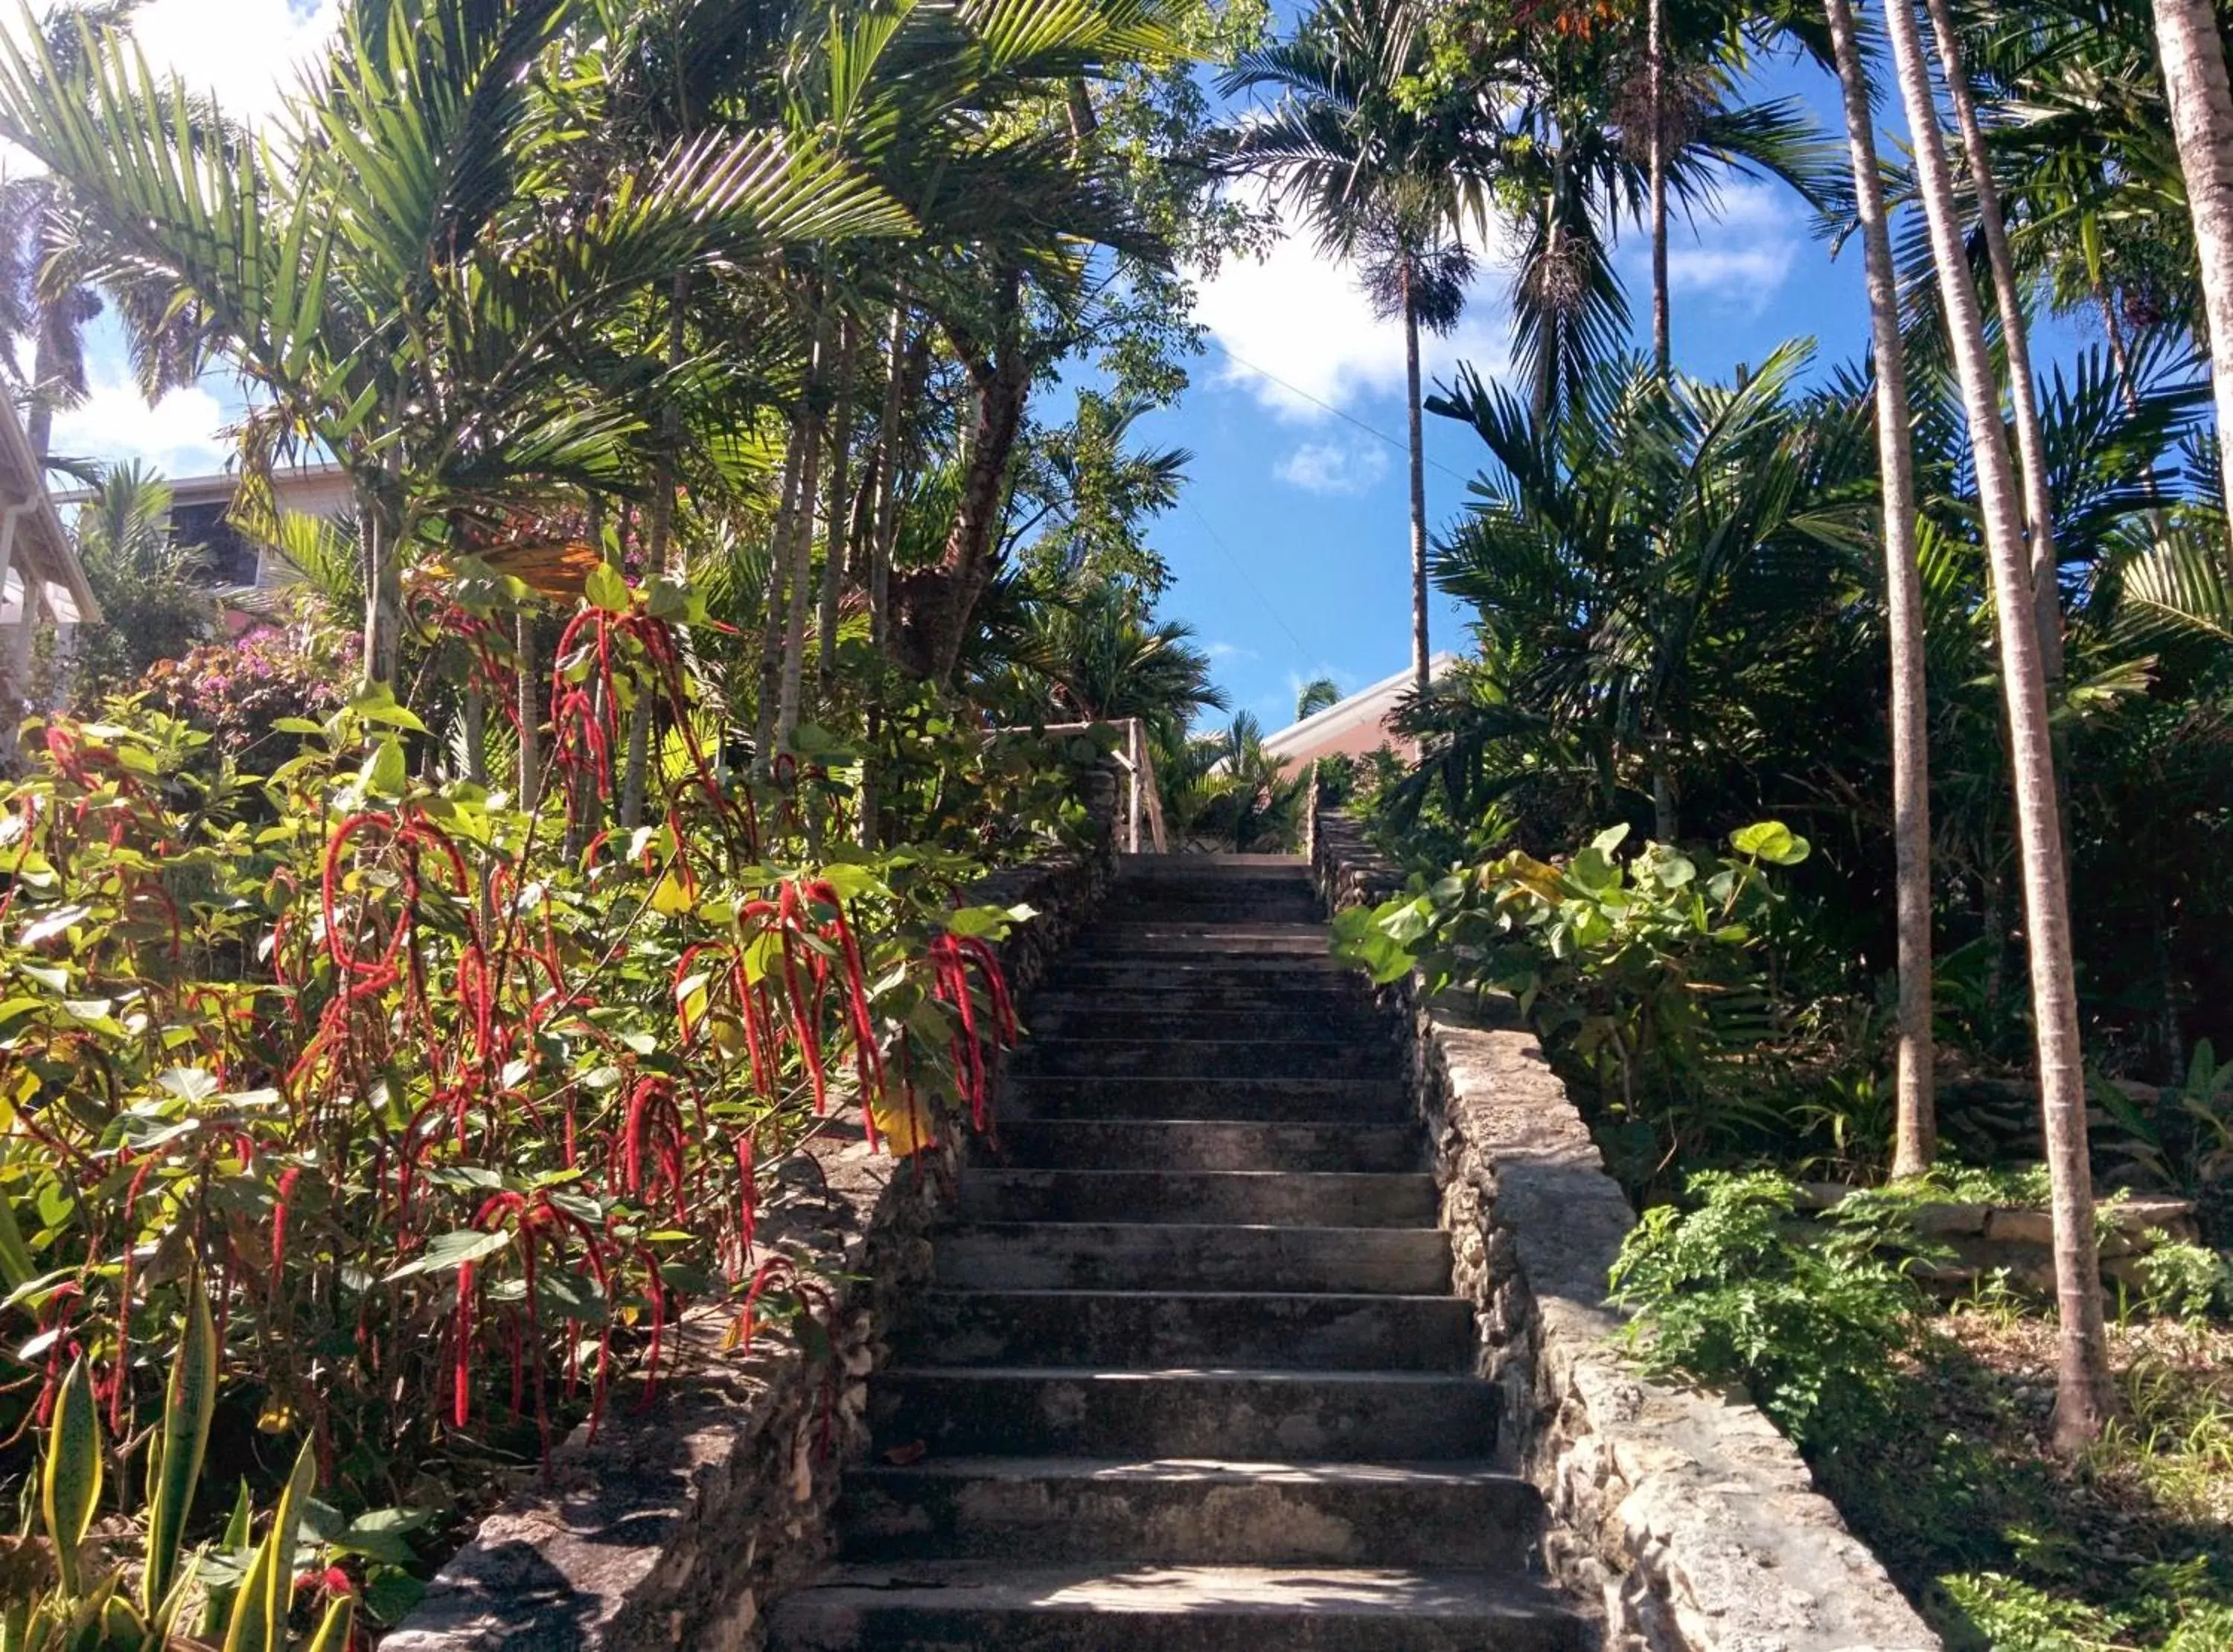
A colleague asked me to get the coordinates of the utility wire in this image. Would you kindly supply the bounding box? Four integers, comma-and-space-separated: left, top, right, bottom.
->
1181, 495, 1318, 663
1204, 336, 1474, 484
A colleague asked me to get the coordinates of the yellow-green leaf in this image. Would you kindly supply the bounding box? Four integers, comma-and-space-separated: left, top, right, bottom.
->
144, 1280, 219, 1613
42, 1358, 101, 1595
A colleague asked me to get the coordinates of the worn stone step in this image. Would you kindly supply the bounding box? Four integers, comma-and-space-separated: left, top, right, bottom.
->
991, 1118, 1423, 1172
1070, 924, 1333, 958
769, 1563, 1589, 1651
1000, 1075, 1407, 1124
871, 1367, 1498, 1460
910, 1290, 1477, 1371
934, 1223, 1452, 1294
1026, 999, 1383, 1037
1013, 1037, 1390, 1081
1116, 853, 1308, 878
839, 1458, 1544, 1569
1043, 960, 1357, 994
958, 1170, 1440, 1228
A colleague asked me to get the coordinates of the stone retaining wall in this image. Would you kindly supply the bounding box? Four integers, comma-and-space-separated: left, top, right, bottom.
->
383, 819, 1115, 1652
1310, 801, 1941, 1652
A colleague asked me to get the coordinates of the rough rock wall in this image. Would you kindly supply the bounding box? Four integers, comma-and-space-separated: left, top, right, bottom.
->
1310, 802, 1940, 1652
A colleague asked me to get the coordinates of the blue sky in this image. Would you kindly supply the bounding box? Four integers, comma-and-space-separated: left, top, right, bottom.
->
1157, 49, 1878, 731
8, 4, 2112, 734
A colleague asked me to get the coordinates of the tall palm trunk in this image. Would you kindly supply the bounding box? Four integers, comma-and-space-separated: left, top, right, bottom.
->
1885, 0, 2112, 1450
753, 429, 805, 778
1923, 0, 2062, 677
1402, 261, 1428, 694
817, 314, 858, 699
622, 275, 691, 828
778, 313, 828, 749
360, 479, 403, 687
1827, 0, 1935, 1178
1647, 0, 1670, 376
2151, 0, 2233, 545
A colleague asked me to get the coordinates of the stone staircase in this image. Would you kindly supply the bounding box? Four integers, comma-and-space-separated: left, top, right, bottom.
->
770, 856, 1594, 1651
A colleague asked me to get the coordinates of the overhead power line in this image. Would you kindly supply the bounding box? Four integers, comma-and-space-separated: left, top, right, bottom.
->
1204, 336, 1474, 484
1181, 496, 1317, 663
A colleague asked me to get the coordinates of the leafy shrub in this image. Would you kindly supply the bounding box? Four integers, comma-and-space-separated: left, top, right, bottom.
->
1333, 820, 1811, 1188
1607, 1171, 1931, 1446
2135, 1239, 2233, 1322
0, 579, 1065, 1621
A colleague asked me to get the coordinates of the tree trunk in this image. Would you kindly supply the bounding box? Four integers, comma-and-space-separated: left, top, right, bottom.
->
869, 292, 911, 654
1828, 0, 1936, 1179
2153, 0, 2233, 548
516, 606, 540, 812
1404, 270, 1430, 694
360, 481, 403, 687
1647, 0, 1670, 376
1923, 0, 2062, 679
1886, 0, 2113, 1450
892, 266, 1027, 682
817, 314, 858, 699
622, 275, 691, 828
778, 313, 828, 749
753, 429, 805, 778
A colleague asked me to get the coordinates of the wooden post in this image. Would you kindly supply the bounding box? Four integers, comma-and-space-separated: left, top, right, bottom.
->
1127, 718, 1143, 854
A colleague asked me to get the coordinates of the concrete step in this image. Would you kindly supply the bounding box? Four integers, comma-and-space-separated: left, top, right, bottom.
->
1000, 1075, 1408, 1123
958, 1170, 1440, 1227
910, 1290, 1477, 1372
1013, 1037, 1391, 1080
991, 1118, 1422, 1172
839, 1457, 1544, 1568
1115, 854, 1308, 878
770, 1563, 1591, 1651
934, 1223, 1452, 1294
871, 1367, 1498, 1460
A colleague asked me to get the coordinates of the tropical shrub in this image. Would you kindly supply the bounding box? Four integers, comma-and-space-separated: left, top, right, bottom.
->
1332, 820, 1812, 1188
0, 580, 1062, 1624
1607, 1171, 1932, 1447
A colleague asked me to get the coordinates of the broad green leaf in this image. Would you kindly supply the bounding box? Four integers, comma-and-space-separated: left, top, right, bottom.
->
1728, 821, 1809, 866
43, 1358, 102, 1594
144, 1279, 220, 1612
584, 563, 630, 614
383, 1228, 513, 1281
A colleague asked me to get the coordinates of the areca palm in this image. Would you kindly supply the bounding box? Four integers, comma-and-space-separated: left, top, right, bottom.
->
1423, 341, 1873, 845
0, 0, 916, 685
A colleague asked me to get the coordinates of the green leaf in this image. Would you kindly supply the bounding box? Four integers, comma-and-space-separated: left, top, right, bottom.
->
43, 1357, 102, 1594
383, 1228, 513, 1281
584, 563, 630, 614
144, 1278, 220, 1613
223, 1438, 317, 1652
1728, 821, 1809, 866
1590, 823, 1631, 856
944, 906, 1012, 941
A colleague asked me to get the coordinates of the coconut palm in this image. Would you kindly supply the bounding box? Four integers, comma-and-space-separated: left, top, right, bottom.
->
1880, 0, 2115, 1449
1296, 676, 1341, 718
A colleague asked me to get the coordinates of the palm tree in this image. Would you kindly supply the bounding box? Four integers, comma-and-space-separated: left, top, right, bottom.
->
0, 0, 916, 687
1218, 0, 1491, 694
1296, 676, 1341, 718
1823, 0, 1935, 1176
2148, 0, 2233, 549
1920, 0, 2062, 673
67, 461, 213, 697
1881, 0, 2114, 1450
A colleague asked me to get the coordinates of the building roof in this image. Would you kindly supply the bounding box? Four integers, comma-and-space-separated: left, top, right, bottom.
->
53, 461, 350, 511
0, 399, 98, 624
1259, 651, 1462, 763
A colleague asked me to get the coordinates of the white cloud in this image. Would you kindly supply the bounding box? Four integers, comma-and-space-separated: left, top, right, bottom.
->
1274, 438, 1389, 496
51, 374, 231, 478
1203, 640, 1257, 662
1666, 182, 1803, 311
1191, 188, 1512, 421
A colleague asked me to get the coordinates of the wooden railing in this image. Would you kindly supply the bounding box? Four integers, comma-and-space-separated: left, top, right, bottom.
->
1014, 718, 1168, 854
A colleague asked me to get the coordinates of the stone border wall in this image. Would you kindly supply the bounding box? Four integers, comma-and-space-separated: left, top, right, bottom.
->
383, 810, 1116, 1652
1311, 801, 1940, 1652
